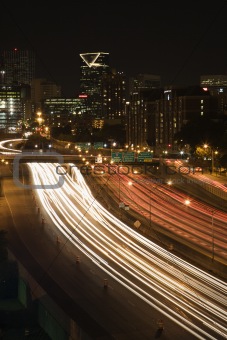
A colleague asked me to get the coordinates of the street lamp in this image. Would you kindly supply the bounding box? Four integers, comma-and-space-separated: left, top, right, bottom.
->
184, 199, 215, 262
110, 141, 117, 163
208, 209, 217, 262
203, 144, 218, 174
211, 210, 214, 262
149, 187, 152, 229
119, 175, 121, 203
118, 174, 125, 209
201, 206, 216, 262
184, 199, 191, 206
147, 184, 158, 230
36, 111, 43, 126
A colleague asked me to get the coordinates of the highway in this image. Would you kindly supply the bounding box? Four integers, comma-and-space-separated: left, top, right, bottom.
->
93, 168, 227, 264
1, 139, 227, 339
25, 162, 227, 340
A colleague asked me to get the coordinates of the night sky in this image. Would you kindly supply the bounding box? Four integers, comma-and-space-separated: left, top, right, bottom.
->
2, 1, 227, 97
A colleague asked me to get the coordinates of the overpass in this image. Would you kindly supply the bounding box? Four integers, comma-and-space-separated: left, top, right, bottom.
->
0, 151, 160, 166
0, 152, 105, 164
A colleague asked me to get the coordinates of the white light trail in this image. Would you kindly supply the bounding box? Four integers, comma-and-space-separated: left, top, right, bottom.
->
27, 163, 227, 339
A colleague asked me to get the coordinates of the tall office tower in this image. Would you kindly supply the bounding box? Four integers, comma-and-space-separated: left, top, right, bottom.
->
79, 52, 110, 121
0, 84, 31, 133
2, 48, 35, 86
0, 55, 5, 83
126, 74, 162, 149
101, 70, 126, 121
129, 74, 161, 94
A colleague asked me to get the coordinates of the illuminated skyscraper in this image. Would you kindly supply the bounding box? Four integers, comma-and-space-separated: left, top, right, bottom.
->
0, 48, 35, 132
79, 52, 110, 120
2, 48, 35, 86
101, 70, 126, 121
0, 84, 30, 133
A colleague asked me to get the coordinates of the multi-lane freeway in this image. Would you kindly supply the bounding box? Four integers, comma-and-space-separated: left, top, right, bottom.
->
24, 162, 227, 339
1, 139, 227, 339
91, 167, 227, 264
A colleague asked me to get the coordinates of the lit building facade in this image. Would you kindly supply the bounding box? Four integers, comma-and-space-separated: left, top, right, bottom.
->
0, 84, 30, 133
31, 78, 62, 118
155, 87, 217, 152
126, 83, 219, 154
126, 88, 163, 149
79, 52, 110, 120
126, 74, 162, 149
43, 97, 89, 135
101, 70, 126, 121
0, 48, 36, 128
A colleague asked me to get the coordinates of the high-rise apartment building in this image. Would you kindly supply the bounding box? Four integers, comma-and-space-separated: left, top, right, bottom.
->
129, 73, 161, 93
155, 87, 213, 151
126, 74, 162, 149
1, 48, 35, 86
101, 70, 126, 121
79, 52, 110, 121
125, 81, 219, 154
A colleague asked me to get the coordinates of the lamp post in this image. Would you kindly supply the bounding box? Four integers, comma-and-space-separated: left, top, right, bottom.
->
211, 210, 215, 262
211, 149, 214, 174
186, 199, 215, 262
205, 208, 216, 262
148, 184, 157, 230
110, 141, 116, 164
118, 175, 125, 219
204, 207, 216, 262
203, 144, 218, 174
119, 175, 121, 203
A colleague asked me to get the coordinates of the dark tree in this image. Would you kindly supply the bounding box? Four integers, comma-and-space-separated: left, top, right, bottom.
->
174, 117, 227, 151
219, 154, 227, 168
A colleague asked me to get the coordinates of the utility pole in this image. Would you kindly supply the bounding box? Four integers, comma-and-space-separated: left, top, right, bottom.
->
211, 210, 214, 262
211, 149, 214, 174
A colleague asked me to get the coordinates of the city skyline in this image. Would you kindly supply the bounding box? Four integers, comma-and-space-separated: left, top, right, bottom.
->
1, 1, 227, 97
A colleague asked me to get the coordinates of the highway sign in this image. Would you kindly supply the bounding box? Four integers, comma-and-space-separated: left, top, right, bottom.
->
94, 142, 104, 149
75, 142, 90, 150
123, 152, 135, 162
111, 152, 123, 162
137, 152, 153, 162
